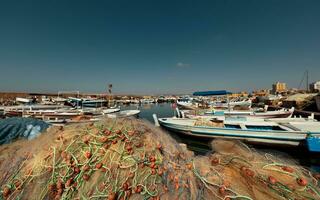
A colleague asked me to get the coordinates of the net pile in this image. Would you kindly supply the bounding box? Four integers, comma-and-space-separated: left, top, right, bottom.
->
0, 118, 319, 200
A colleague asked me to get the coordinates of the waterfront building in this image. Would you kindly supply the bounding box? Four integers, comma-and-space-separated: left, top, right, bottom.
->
252, 89, 270, 97
230, 91, 249, 98
272, 82, 287, 94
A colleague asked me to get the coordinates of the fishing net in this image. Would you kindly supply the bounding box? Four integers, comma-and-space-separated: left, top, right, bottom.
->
0, 118, 319, 200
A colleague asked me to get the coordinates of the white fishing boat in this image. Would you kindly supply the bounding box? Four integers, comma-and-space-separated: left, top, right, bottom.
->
156, 116, 320, 147
130, 99, 140, 104
106, 110, 140, 118
101, 107, 121, 114
176, 100, 196, 109
67, 97, 108, 108
52, 97, 67, 104
177, 90, 251, 110
4, 104, 65, 111
202, 107, 294, 119
210, 99, 252, 109
16, 97, 33, 104
140, 99, 155, 104
3, 105, 67, 117
45, 115, 103, 125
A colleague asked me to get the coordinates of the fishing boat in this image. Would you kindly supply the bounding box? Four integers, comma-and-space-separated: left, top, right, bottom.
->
156, 96, 166, 103
140, 99, 155, 104
130, 99, 140, 104
3, 105, 67, 117
176, 100, 195, 109
67, 97, 108, 108
200, 107, 294, 119
210, 99, 252, 109
106, 110, 140, 118
16, 97, 34, 104
44, 115, 103, 125
156, 116, 320, 148
101, 107, 121, 114
4, 104, 65, 111
177, 90, 252, 110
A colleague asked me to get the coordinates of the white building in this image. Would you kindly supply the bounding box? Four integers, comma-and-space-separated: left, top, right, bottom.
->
310, 81, 320, 92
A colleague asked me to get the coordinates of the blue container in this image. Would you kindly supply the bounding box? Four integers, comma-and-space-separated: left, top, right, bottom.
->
306, 135, 320, 153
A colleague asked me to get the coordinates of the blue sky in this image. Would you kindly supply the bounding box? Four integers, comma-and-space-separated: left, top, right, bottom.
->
0, 0, 319, 94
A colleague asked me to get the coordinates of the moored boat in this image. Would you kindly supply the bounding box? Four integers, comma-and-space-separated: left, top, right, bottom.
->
101, 107, 121, 114
106, 110, 140, 118
156, 116, 320, 148
176, 100, 196, 110
201, 107, 294, 119
140, 99, 155, 104
67, 97, 108, 108
210, 99, 252, 109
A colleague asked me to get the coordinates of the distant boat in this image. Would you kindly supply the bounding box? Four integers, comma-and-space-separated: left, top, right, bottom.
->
45, 115, 102, 125
3, 105, 66, 117
176, 100, 195, 109
67, 97, 108, 108
16, 97, 33, 104
130, 99, 140, 104
140, 99, 155, 104
157, 116, 320, 148
210, 99, 252, 109
202, 107, 294, 119
4, 104, 65, 111
157, 96, 166, 103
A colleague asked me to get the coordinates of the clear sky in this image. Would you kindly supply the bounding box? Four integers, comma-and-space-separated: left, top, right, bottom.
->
0, 0, 319, 94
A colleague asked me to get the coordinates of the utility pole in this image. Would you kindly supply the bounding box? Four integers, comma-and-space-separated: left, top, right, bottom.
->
108, 84, 113, 106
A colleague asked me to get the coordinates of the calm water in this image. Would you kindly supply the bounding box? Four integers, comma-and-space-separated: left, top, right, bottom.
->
122, 103, 320, 172
122, 103, 212, 154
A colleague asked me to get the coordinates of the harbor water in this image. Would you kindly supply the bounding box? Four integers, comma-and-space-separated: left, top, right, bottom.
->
122, 102, 320, 172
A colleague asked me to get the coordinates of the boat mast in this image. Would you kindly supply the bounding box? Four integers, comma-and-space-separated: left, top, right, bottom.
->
227, 94, 231, 115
